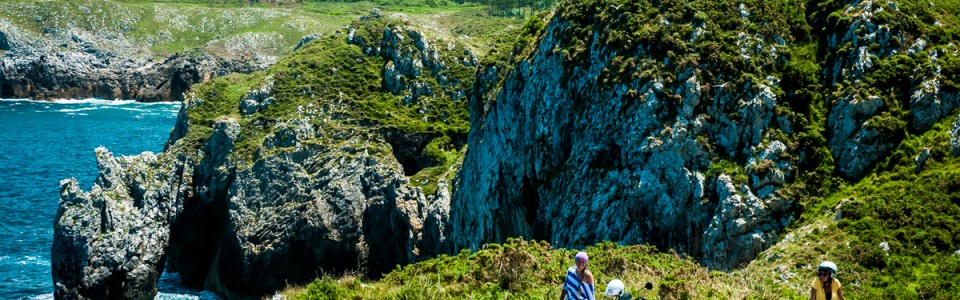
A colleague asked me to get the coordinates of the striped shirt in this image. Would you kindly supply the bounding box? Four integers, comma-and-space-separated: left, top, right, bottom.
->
563, 266, 595, 300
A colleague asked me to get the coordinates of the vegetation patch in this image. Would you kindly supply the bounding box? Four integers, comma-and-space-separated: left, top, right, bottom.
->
283, 238, 754, 299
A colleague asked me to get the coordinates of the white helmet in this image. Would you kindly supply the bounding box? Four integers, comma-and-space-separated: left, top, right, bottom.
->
605, 279, 625, 297
818, 261, 838, 274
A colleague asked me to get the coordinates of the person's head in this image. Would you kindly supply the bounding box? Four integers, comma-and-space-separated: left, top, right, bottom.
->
817, 261, 838, 282
575, 251, 589, 271
604, 279, 625, 298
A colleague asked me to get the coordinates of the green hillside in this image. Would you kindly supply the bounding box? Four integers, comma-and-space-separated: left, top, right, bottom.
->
270, 0, 960, 298
0, 0, 508, 59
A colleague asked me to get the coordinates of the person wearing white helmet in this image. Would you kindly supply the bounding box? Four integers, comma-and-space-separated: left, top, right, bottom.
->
604, 279, 630, 300
810, 261, 846, 300
560, 251, 595, 300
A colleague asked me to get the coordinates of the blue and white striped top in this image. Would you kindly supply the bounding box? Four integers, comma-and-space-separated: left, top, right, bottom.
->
563, 266, 595, 300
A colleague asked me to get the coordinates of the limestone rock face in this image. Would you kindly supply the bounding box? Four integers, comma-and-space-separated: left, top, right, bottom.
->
701, 175, 791, 268
52, 148, 190, 299
825, 0, 960, 178
909, 61, 960, 132
294, 34, 321, 51
56, 104, 450, 299
828, 94, 891, 178
348, 17, 474, 102
449, 9, 795, 270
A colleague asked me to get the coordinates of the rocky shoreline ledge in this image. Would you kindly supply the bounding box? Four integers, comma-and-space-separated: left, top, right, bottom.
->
0, 46, 266, 102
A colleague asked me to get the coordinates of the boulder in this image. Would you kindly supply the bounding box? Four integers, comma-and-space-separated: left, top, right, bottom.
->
914, 147, 930, 173
294, 34, 321, 51
239, 79, 275, 116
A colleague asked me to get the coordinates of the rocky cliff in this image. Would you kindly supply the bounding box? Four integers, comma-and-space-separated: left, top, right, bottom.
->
53, 12, 476, 299
51, 0, 960, 298
450, 0, 798, 270
449, 0, 960, 271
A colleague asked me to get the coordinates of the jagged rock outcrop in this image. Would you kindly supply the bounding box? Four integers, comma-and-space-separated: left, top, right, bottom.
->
914, 147, 930, 172
160, 116, 444, 297
701, 174, 792, 268
909, 47, 960, 131
0, 49, 262, 102
347, 14, 475, 103
828, 94, 891, 177
52, 148, 190, 299
55, 109, 450, 299
294, 34, 321, 51
449, 1, 795, 270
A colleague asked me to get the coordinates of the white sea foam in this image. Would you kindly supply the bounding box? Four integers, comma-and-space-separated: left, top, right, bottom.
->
0, 255, 50, 267
57, 107, 99, 113
50, 98, 138, 105
27, 293, 53, 300
155, 292, 223, 300
119, 107, 151, 112
3, 98, 180, 109
156, 272, 223, 299
15, 256, 50, 266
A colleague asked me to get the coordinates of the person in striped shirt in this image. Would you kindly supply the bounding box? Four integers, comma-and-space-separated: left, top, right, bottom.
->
560, 251, 595, 300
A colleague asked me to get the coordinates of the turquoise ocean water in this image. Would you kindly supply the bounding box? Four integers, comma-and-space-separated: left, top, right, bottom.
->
0, 99, 220, 299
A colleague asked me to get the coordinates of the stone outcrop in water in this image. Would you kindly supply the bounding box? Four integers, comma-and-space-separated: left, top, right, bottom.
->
52, 148, 188, 299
